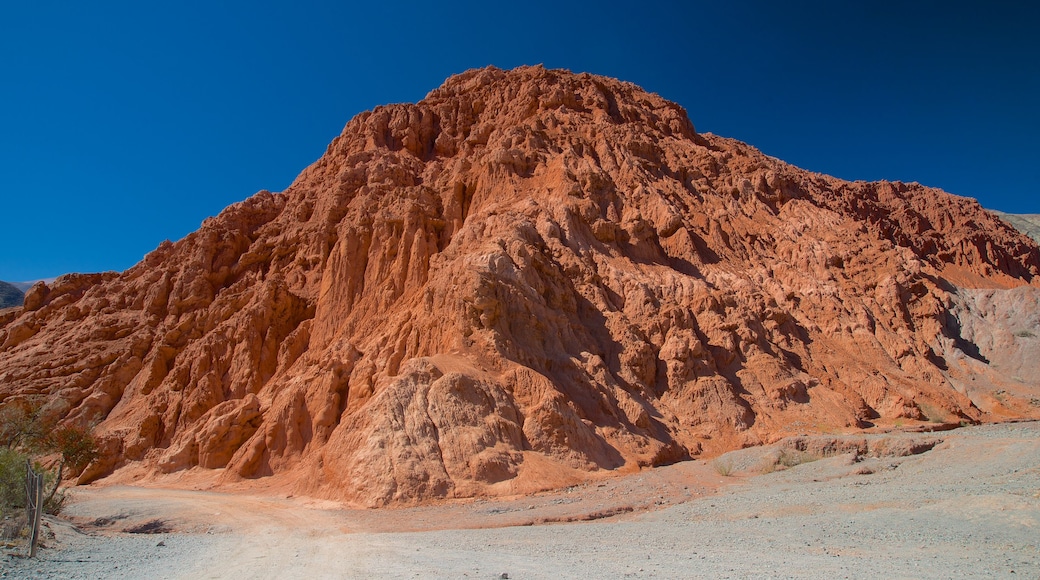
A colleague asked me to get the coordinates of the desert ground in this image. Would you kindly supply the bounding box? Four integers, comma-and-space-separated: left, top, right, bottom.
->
3, 421, 1039, 579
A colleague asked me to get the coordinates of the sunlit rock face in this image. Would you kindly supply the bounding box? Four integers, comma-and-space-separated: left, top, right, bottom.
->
2, 66, 1038, 506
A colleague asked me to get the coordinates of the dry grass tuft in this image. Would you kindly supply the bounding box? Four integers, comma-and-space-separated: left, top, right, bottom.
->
712, 457, 735, 477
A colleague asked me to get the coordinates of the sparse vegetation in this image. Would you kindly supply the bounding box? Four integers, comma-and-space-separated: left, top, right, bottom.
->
778, 449, 823, 468
0, 398, 98, 541
759, 448, 827, 474
1014, 330, 1036, 339
711, 457, 735, 477
0, 448, 28, 513
917, 403, 946, 424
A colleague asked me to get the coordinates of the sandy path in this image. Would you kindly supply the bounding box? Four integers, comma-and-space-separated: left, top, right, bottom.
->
3, 422, 1039, 579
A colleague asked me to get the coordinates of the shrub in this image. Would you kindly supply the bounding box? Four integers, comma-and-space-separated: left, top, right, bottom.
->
917, 403, 946, 424
0, 447, 29, 516
0, 402, 98, 522
711, 457, 734, 476
0, 401, 49, 451
759, 448, 826, 474
46, 424, 99, 475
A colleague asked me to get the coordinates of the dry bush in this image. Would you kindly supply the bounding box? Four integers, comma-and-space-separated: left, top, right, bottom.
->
711, 457, 734, 477
0, 402, 98, 522
758, 448, 826, 474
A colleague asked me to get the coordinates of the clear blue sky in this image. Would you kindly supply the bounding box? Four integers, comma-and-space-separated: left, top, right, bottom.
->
2, 1, 1037, 281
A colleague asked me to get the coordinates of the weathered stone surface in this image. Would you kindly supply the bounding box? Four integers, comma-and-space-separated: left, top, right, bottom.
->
1, 66, 1038, 506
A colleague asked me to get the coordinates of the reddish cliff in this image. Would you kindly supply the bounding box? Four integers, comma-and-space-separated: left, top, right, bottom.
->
2, 66, 1038, 506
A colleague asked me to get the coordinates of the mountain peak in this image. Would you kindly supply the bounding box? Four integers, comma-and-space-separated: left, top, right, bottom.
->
1, 68, 1038, 506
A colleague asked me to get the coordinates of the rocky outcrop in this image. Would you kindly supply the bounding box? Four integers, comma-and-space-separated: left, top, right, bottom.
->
1, 66, 1038, 506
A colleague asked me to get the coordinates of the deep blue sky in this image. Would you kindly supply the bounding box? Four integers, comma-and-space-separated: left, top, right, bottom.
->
2, 1, 1037, 281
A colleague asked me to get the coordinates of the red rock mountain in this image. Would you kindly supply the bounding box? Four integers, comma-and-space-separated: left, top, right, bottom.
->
2, 66, 1039, 506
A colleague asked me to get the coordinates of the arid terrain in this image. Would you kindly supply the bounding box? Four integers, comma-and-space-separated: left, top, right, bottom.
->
1, 66, 1038, 508
4, 421, 1038, 579
2, 66, 1039, 579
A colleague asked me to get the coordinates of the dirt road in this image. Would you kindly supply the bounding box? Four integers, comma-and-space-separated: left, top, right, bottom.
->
3, 422, 1039, 579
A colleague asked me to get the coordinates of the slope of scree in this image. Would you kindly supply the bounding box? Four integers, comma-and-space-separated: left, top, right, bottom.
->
992, 211, 1040, 245
1, 66, 1039, 506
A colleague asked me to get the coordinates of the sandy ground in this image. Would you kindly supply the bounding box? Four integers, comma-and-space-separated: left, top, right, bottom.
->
2, 422, 1039, 579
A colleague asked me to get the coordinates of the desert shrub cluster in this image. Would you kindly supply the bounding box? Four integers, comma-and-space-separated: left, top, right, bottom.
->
0, 399, 97, 540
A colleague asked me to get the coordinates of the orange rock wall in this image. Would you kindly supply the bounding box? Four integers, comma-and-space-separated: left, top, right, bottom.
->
1, 66, 1038, 505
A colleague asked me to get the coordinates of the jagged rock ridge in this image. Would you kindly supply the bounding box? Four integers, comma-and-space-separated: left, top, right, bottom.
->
1, 66, 1039, 506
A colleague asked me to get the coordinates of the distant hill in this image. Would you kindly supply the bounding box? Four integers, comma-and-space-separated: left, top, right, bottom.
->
9, 279, 56, 293
0, 281, 23, 309
992, 211, 1040, 245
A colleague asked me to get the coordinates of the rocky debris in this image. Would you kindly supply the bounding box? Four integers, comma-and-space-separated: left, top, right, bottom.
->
937, 286, 1040, 418
775, 434, 942, 461
0, 66, 1038, 506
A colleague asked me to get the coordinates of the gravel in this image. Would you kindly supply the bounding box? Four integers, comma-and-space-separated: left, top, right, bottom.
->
3, 422, 1039, 579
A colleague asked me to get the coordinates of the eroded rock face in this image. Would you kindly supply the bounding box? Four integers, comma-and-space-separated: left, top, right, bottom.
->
2, 66, 1039, 505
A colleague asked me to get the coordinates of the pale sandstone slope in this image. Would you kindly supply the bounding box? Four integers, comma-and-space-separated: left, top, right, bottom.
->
992, 211, 1040, 245
1, 66, 1038, 506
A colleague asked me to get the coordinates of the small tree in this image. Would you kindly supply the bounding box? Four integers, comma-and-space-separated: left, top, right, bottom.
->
0, 400, 98, 516
0, 400, 50, 451
42, 424, 99, 508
